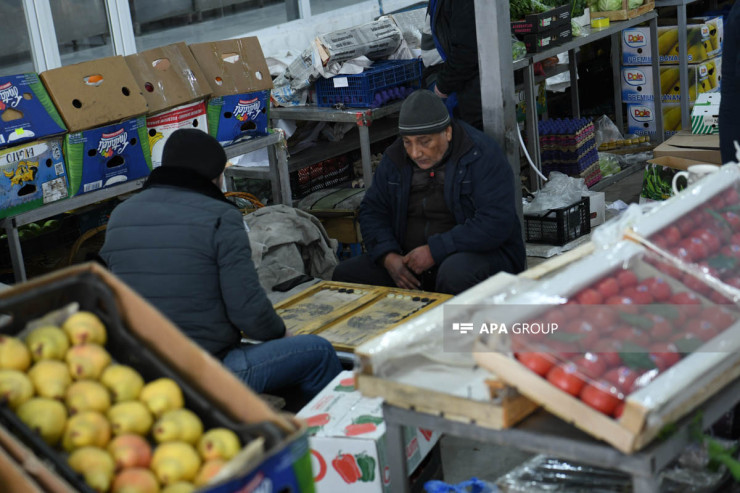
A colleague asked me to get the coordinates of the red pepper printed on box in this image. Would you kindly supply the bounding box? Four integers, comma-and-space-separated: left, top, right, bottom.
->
332, 452, 362, 484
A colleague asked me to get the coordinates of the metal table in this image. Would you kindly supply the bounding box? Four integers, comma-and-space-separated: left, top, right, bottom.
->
383, 376, 740, 493
519, 11, 664, 189
223, 131, 291, 204
270, 101, 403, 189
654, 0, 704, 130
1, 133, 285, 283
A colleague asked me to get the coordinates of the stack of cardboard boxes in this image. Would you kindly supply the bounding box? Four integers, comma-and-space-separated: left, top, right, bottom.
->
0, 73, 69, 219
621, 16, 723, 139
511, 5, 572, 54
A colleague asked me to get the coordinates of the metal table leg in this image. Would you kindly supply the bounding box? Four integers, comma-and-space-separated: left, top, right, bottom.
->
4, 219, 26, 283
385, 418, 410, 493
610, 32, 624, 135
677, 4, 690, 130
359, 124, 373, 189
273, 138, 293, 205
523, 62, 543, 190
649, 15, 664, 143
568, 48, 580, 119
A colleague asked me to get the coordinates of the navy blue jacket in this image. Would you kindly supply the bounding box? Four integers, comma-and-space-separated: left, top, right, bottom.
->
360, 121, 525, 272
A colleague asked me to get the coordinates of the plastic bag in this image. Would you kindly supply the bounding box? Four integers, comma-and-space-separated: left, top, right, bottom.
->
598, 152, 621, 177
523, 172, 588, 214
593, 115, 624, 147
512, 36, 527, 61
425, 477, 495, 493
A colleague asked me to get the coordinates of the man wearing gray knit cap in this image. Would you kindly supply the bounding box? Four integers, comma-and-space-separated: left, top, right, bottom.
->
333, 90, 525, 295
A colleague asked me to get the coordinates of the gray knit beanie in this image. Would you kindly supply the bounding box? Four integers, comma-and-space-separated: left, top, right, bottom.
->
398, 89, 451, 136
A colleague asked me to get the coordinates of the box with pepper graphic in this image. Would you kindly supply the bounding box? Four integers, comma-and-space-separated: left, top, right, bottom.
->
297, 371, 440, 493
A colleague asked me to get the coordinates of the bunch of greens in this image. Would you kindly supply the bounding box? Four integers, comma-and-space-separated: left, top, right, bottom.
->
510, 0, 567, 21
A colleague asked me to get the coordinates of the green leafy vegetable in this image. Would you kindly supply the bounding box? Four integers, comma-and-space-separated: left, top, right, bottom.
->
628, 0, 644, 8
597, 0, 622, 11
618, 312, 654, 330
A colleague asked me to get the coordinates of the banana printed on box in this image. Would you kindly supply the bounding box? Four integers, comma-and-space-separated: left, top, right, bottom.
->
621, 56, 722, 103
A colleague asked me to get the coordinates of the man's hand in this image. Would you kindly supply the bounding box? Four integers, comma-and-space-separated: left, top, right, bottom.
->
403, 245, 435, 274
434, 84, 448, 99
383, 253, 421, 290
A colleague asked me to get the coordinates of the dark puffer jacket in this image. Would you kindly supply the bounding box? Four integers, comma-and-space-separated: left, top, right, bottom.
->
360, 121, 525, 273
100, 167, 285, 357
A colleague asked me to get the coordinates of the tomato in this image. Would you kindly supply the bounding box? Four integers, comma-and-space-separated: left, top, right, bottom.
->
616, 270, 638, 289
690, 229, 722, 254
592, 339, 623, 367
595, 277, 620, 300
699, 306, 736, 331
649, 342, 682, 367
657, 226, 682, 247
710, 290, 733, 305
560, 302, 582, 318
652, 260, 684, 280
643, 313, 673, 341
611, 325, 651, 347
604, 366, 639, 394
731, 233, 740, 245
613, 401, 625, 418
675, 216, 696, 236
726, 188, 739, 205
563, 320, 599, 349
621, 286, 653, 305
684, 318, 719, 342
582, 306, 618, 330
576, 288, 603, 305
541, 308, 567, 328
668, 246, 694, 263
652, 237, 668, 250
580, 381, 622, 415
605, 295, 640, 315
681, 273, 712, 296
710, 195, 727, 210
573, 353, 608, 379
720, 244, 740, 260
723, 211, 740, 231
517, 352, 555, 377
546, 363, 586, 396
670, 292, 702, 317
545, 339, 581, 360
638, 277, 673, 302
678, 237, 709, 262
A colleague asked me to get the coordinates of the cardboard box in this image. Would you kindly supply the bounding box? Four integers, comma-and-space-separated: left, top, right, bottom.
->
691, 92, 720, 135
0, 138, 69, 219
511, 4, 570, 34
515, 81, 546, 123
652, 130, 722, 164
147, 100, 208, 169
627, 102, 686, 140
189, 37, 273, 146
40, 56, 148, 133
582, 190, 605, 227
621, 16, 723, 65
296, 371, 440, 493
124, 42, 211, 115
64, 116, 152, 196
522, 24, 572, 53
589, 0, 654, 21
0, 263, 312, 493
621, 56, 721, 103
0, 426, 75, 493
0, 73, 66, 149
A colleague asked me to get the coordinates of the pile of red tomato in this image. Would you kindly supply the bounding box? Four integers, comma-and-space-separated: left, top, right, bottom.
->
514, 266, 738, 418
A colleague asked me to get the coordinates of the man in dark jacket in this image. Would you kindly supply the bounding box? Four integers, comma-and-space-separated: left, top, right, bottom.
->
333, 90, 525, 295
428, 0, 482, 129
100, 129, 341, 408
720, 1, 740, 164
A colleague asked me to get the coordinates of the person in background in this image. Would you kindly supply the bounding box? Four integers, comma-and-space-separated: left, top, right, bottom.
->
427, 0, 482, 130
333, 90, 525, 295
100, 129, 341, 410
720, 1, 740, 164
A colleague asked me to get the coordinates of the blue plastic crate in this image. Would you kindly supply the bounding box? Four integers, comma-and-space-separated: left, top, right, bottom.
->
315, 59, 423, 108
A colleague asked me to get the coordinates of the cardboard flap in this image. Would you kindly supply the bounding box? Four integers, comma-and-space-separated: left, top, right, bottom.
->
647, 156, 707, 171
664, 132, 720, 150
653, 131, 722, 164
40, 56, 148, 132
125, 42, 211, 114
189, 37, 273, 97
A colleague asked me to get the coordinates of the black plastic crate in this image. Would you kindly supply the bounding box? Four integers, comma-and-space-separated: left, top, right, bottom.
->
511, 4, 571, 34
0, 272, 284, 493
524, 196, 591, 245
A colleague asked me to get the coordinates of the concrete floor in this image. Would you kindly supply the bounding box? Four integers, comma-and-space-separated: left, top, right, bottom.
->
435, 167, 646, 488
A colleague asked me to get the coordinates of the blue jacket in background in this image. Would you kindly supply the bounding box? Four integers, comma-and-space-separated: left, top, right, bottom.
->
360, 121, 525, 273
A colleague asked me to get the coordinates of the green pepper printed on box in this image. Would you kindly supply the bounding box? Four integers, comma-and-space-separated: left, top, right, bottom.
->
356, 452, 376, 482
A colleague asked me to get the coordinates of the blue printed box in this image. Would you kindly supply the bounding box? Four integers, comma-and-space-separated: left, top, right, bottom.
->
0, 138, 69, 219
63, 117, 152, 196
206, 90, 270, 147
0, 73, 66, 149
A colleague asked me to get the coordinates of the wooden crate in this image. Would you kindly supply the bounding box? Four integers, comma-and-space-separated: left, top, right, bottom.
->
311, 210, 361, 244
590, 0, 654, 21
357, 374, 539, 429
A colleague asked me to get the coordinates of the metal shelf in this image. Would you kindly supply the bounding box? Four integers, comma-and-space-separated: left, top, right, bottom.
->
271, 101, 403, 124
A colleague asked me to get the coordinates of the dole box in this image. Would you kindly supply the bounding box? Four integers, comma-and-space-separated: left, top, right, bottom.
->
621, 57, 721, 103
0, 138, 69, 219
296, 371, 440, 493
125, 42, 212, 168
40, 56, 151, 196
627, 102, 683, 140
621, 16, 723, 65
189, 37, 273, 146
0, 73, 66, 150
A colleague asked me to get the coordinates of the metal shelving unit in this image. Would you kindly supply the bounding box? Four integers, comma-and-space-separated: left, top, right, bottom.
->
1, 133, 286, 283
383, 376, 740, 493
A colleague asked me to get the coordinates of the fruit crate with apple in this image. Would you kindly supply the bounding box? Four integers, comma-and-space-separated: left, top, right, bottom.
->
0, 269, 304, 493
627, 164, 740, 304
473, 241, 740, 453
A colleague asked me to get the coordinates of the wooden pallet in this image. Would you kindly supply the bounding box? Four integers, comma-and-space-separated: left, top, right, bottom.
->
357, 374, 538, 429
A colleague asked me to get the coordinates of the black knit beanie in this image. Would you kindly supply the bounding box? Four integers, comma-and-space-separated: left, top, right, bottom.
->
398, 89, 451, 136
161, 129, 226, 180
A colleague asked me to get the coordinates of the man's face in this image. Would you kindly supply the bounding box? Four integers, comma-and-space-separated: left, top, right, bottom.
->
402, 126, 452, 169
